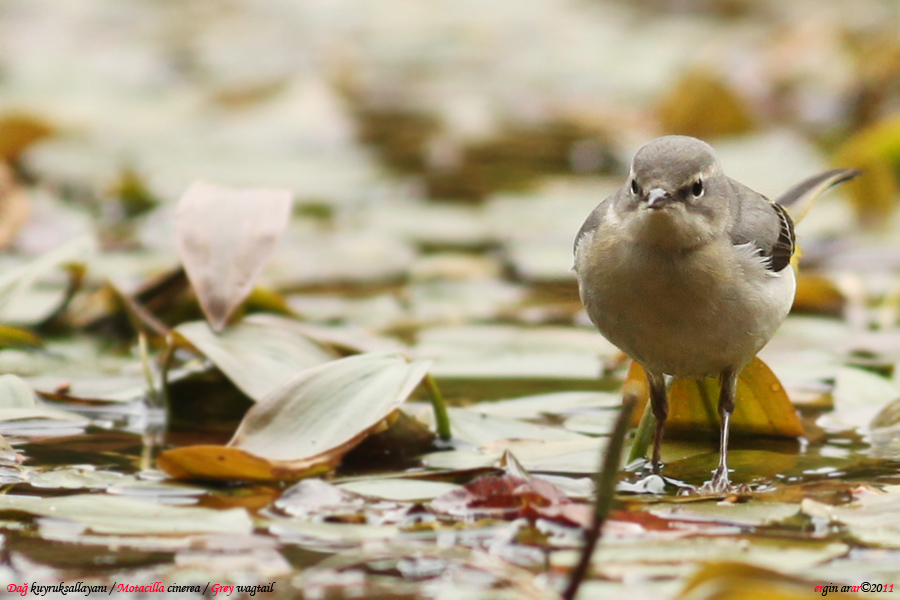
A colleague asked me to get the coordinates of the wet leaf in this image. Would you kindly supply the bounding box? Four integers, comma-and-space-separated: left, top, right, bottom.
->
176, 180, 292, 332
299, 543, 560, 600
820, 367, 900, 432
802, 490, 900, 547
430, 472, 589, 527
421, 438, 604, 474
562, 410, 620, 435
158, 353, 431, 481
0, 493, 251, 535
648, 500, 800, 527
416, 406, 587, 446
337, 478, 463, 502
175, 315, 337, 402
675, 561, 848, 600
626, 357, 805, 438
552, 536, 848, 580
275, 478, 368, 518
467, 391, 621, 419
0, 374, 87, 425
663, 450, 800, 487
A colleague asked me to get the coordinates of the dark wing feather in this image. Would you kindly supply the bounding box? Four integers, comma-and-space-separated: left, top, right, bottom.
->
769, 202, 795, 272
727, 178, 795, 273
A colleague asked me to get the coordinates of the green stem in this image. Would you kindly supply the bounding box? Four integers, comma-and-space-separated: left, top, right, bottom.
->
562, 392, 637, 600
424, 373, 452, 441
627, 398, 656, 463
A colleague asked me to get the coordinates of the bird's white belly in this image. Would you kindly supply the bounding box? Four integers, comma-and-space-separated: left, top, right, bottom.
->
576, 236, 795, 378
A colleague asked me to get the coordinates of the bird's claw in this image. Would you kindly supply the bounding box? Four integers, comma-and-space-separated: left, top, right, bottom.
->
699, 467, 733, 495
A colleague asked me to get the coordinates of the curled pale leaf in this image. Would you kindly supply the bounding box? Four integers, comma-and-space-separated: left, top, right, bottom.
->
176, 181, 292, 332
158, 353, 432, 481
626, 357, 804, 438
175, 315, 337, 402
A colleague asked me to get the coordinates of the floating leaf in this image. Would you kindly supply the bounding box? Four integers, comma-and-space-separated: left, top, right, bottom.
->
0, 235, 95, 326
467, 390, 621, 419
626, 357, 804, 438
648, 500, 800, 527
552, 536, 848, 580
0, 493, 251, 535
337, 478, 463, 502
415, 406, 587, 446
158, 353, 431, 481
675, 561, 839, 600
803, 489, 900, 547
175, 315, 337, 402
430, 472, 589, 527
176, 181, 292, 332
421, 438, 604, 474
663, 450, 800, 487
820, 366, 900, 432
0, 374, 86, 425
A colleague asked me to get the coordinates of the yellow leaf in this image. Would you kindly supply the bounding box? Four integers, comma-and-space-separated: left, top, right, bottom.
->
0, 324, 42, 350
157, 445, 336, 482
626, 357, 804, 438
832, 114, 900, 225
0, 112, 54, 161
791, 273, 846, 317
677, 561, 861, 600
656, 69, 754, 139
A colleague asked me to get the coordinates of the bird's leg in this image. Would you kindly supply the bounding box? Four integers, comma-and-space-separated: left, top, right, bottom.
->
647, 370, 668, 475
706, 368, 737, 493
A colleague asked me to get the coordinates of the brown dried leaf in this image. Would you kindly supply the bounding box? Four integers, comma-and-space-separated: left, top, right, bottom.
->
176, 181, 292, 332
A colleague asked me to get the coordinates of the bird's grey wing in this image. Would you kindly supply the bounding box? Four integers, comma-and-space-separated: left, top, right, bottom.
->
727, 178, 795, 273
773, 168, 861, 224
573, 195, 614, 255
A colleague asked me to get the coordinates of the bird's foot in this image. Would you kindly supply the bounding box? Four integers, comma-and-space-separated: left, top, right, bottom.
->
699, 467, 737, 496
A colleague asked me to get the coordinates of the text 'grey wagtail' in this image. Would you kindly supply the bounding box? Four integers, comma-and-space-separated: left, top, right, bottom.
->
573, 135, 858, 492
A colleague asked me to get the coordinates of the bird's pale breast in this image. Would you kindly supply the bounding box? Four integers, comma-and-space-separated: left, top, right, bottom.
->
575, 227, 795, 378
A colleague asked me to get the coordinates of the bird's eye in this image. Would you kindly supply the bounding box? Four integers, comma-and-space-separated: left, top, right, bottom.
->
691, 179, 704, 198
630, 179, 640, 195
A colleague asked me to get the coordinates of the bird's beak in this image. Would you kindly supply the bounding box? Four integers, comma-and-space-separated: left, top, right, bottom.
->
645, 188, 671, 209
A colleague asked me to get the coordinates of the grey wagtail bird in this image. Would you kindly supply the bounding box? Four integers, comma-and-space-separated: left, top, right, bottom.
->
573, 135, 858, 492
